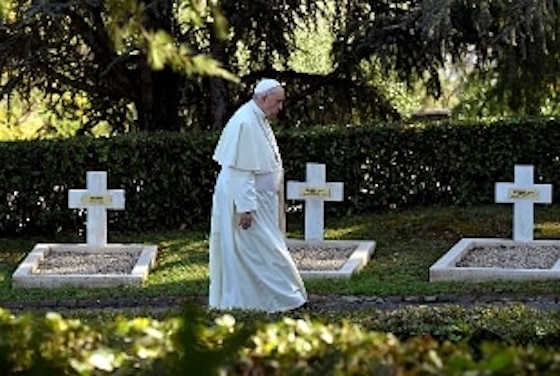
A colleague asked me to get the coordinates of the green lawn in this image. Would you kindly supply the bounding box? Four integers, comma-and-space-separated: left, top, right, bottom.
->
2, 204, 560, 304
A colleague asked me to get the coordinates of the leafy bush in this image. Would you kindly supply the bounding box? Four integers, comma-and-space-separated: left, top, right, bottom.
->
2, 304, 560, 375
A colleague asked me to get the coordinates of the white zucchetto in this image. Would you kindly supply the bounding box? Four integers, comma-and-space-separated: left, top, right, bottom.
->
253, 78, 281, 95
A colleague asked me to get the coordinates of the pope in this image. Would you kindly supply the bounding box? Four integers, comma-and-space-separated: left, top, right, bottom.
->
208, 78, 308, 312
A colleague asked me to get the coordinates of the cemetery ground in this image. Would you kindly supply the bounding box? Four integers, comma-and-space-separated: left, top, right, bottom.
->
1, 203, 560, 321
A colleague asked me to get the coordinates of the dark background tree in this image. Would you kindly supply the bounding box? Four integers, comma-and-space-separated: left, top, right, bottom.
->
0, 0, 235, 133
179, 0, 560, 128
1, 0, 559, 134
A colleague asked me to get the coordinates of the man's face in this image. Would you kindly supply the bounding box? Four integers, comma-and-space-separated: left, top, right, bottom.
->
261, 87, 285, 118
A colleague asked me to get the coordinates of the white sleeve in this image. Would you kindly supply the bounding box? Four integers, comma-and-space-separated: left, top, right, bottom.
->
229, 168, 257, 213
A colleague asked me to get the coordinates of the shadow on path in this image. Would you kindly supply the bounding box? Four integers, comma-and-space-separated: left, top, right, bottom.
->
1, 293, 560, 315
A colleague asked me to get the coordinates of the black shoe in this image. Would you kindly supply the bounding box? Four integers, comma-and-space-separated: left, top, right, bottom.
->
289, 302, 309, 312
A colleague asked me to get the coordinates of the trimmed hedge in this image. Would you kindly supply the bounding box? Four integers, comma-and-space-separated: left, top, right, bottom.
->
0, 131, 218, 236
1, 118, 559, 237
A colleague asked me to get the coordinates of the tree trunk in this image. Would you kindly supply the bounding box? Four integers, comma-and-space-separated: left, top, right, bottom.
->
135, 0, 180, 132
209, 77, 228, 130
136, 63, 181, 132
208, 36, 229, 129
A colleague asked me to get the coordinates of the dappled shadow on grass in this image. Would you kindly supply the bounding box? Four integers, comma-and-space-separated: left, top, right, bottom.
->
322, 204, 517, 242
149, 237, 209, 281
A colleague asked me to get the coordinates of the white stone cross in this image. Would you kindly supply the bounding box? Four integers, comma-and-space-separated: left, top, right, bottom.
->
495, 164, 552, 242
287, 163, 344, 241
68, 171, 125, 248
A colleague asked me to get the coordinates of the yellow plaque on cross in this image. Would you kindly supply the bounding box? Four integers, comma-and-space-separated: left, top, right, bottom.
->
81, 195, 112, 206
300, 187, 331, 197
508, 188, 539, 200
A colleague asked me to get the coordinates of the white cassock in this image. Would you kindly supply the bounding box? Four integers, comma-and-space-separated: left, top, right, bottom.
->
209, 100, 307, 312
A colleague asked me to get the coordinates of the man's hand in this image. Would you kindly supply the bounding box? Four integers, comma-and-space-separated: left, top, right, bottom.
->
239, 212, 252, 229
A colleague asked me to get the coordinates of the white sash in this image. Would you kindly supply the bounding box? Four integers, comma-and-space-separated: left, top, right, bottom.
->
255, 170, 282, 192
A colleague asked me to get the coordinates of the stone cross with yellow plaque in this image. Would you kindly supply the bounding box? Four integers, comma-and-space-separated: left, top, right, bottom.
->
68, 171, 125, 248
287, 163, 344, 241
495, 164, 552, 242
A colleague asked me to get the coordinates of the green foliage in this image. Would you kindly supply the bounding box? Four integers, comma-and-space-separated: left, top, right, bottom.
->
359, 304, 560, 347
0, 0, 235, 133
0, 0, 11, 17
2, 305, 560, 374
159, 304, 255, 376
4, 0, 560, 133
330, 0, 560, 118
105, 0, 235, 80
0, 308, 177, 374
0, 87, 112, 140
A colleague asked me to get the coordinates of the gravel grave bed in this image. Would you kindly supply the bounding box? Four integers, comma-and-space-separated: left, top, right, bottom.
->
34, 248, 142, 275
32, 244, 357, 275
34, 244, 560, 274
288, 244, 356, 271
457, 244, 560, 269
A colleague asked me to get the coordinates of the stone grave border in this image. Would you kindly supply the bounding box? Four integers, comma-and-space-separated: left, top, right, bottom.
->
287, 238, 376, 279
429, 238, 560, 282
429, 164, 559, 283
285, 162, 376, 279
12, 170, 158, 289
12, 243, 158, 288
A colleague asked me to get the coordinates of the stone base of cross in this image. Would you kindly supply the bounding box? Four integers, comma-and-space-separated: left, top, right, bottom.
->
495, 164, 552, 242
68, 171, 125, 248
287, 163, 344, 241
